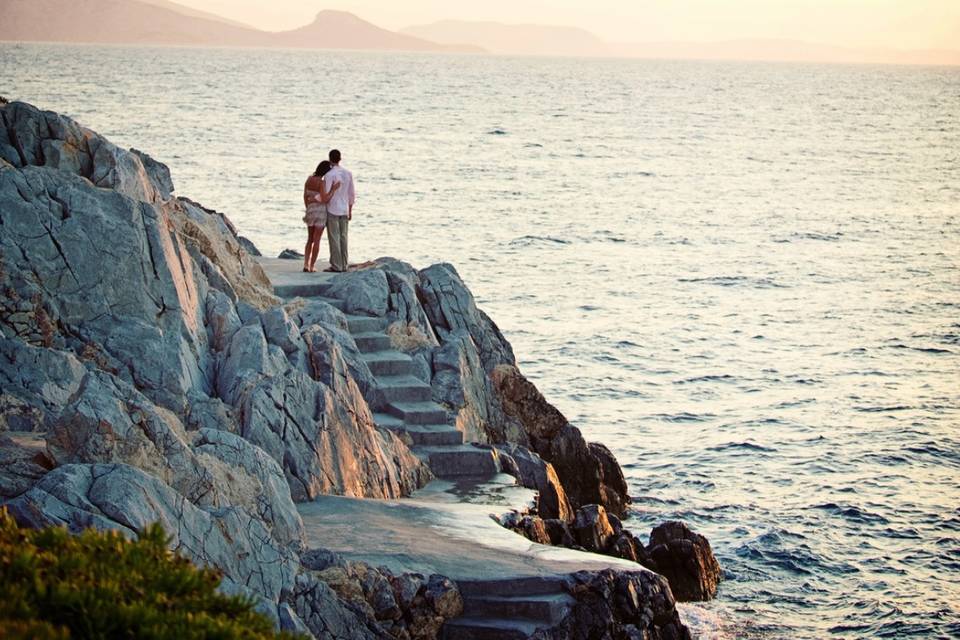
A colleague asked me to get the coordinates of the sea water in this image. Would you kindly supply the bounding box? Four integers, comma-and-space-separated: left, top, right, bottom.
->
3, 43, 958, 639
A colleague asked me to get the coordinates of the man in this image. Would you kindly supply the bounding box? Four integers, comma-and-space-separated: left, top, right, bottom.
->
323, 149, 356, 273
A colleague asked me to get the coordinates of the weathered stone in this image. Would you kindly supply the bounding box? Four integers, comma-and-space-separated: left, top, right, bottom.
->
302, 547, 348, 572
278, 248, 304, 260
288, 571, 383, 640
288, 298, 349, 332
371, 259, 437, 346
492, 364, 630, 517
646, 521, 722, 602
417, 263, 515, 373
238, 235, 262, 256
301, 323, 376, 399
494, 442, 573, 522
6, 463, 299, 604
573, 504, 616, 552
0, 433, 54, 498
324, 269, 389, 317
192, 427, 304, 550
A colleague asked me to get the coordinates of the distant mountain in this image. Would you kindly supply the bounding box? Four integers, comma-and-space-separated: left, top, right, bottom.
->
138, 0, 257, 31
0, 0, 271, 47
402, 20, 609, 57
279, 11, 483, 53
0, 1, 481, 53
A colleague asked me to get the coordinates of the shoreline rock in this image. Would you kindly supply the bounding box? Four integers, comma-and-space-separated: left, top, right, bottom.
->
0, 100, 708, 638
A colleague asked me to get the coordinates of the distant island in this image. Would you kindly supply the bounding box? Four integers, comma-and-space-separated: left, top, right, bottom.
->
2, 0, 958, 65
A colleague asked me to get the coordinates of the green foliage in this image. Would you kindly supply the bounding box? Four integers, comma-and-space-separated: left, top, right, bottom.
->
0, 509, 301, 640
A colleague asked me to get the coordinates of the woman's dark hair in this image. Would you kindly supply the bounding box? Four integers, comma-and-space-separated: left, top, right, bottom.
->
313, 160, 333, 177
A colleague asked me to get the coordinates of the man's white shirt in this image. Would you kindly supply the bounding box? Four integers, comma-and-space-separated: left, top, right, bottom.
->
323, 165, 355, 217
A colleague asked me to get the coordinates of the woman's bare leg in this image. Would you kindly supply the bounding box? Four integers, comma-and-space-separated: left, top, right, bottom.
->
309, 227, 324, 272
304, 227, 314, 271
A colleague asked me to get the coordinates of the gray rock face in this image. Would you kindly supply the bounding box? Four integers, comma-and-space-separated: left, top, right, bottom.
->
417, 263, 515, 373
324, 269, 390, 317
430, 330, 502, 443
493, 442, 573, 522
6, 463, 300, 604
371, 258, 438, 346
491, 364, 630, 517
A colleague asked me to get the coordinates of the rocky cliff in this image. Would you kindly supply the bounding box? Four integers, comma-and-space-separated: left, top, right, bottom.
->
0, 99, 704, 638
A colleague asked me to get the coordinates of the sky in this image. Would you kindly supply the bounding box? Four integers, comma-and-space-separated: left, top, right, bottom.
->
172, 0, 960, 50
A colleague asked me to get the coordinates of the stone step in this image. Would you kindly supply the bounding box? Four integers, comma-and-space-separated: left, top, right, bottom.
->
414, 445, 501, 478
441, 617, 543, 640
461, 593, 575, 625
456, 576, 570, 598
376, 375, 434, 404
361, 350, 413, 377
346, 315, 387, 334
374, 413, 463, 446
315, 296, 346, 311
386, 400, 448, 425
353, 331, 392, 353
273, 281, 333, 299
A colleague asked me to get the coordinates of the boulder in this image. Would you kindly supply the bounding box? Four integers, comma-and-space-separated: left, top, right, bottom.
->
0, 433, 54, 499
493, 442, 573, 522
287, 570, 383, 640
323, 269, 390, 317
417, 263, 515, 373
573, 504, 616, 551
371, 258, 437, 346
561, 569, 692, 640
646, 521, 722, 602
492, 364, 630, 517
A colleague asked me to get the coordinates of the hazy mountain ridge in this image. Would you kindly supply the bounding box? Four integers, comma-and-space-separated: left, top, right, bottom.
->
0, 0, 480, 52
1, 0, 956, 64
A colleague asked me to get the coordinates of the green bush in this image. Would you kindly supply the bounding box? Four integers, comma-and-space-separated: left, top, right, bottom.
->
0, 509, 301, 640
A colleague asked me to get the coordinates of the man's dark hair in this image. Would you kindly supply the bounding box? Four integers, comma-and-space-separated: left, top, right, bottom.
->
329, 149, 341, 164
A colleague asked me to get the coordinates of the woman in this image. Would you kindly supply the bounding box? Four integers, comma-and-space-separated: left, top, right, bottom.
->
302, 161, 340, 272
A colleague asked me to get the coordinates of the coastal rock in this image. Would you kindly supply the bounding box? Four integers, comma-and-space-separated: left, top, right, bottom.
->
417, 263, 515, 373
491, 364, 630, 516
289, 298, 350, 333
324, 269, 390, 317
6, 463, 299, 604
493, 442, 573, 521
192, 427, 305, 550
573, 504, 616, 551
287, 570, 383, 640
371, 258, 437, 346
302, 322, 377, 399
278, 248, 304, 260
430, 330, 500, 443
0, 433, 54, 499
647, 521, 722, 602
561, 569, 692, 640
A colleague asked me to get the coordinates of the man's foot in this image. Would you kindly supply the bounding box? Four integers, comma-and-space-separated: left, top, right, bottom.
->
322, 267, 339, 273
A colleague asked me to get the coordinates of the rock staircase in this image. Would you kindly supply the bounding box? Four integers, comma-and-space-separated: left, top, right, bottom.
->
266, 264, 595, 639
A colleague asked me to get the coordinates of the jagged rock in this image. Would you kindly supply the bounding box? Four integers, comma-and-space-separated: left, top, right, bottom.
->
205, 288, 242, 352
288, 571, 383, 640
417, 263, 515, 373
494, 442, 573, 521
235, 369, 429, 502
262, 305, 306, 356
277, 602, 314, 637
0, 433, 54, 498
371, 258, 437, 346
430, 330, 498, 443
238, 235, 262, 256
302, 547, 349, 572
561, 569, 691, 640
301, 322, 376, 399
647, 521, 722, 602
6, 463, 299, 604
324, 269, 390, 317
279, 248, 304, 260
573, 504, 616, 551
288, 298, 350, 332
0, 337, 87, 426
192, 427, 304, 550
46, 370, 218, 507
492, 364, 630, 517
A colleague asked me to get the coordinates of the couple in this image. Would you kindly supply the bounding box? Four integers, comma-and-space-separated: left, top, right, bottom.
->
302, 149, 355, 273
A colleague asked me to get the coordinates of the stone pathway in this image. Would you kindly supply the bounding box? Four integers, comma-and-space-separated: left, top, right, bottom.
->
258, 258, 642, 639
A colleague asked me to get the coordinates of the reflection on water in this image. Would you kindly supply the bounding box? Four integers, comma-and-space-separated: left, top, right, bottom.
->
4, 44, 959, 638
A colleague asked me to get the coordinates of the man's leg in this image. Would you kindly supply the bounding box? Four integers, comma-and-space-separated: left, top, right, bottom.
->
339, 218, 349, 271
327, 217, 343, 271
